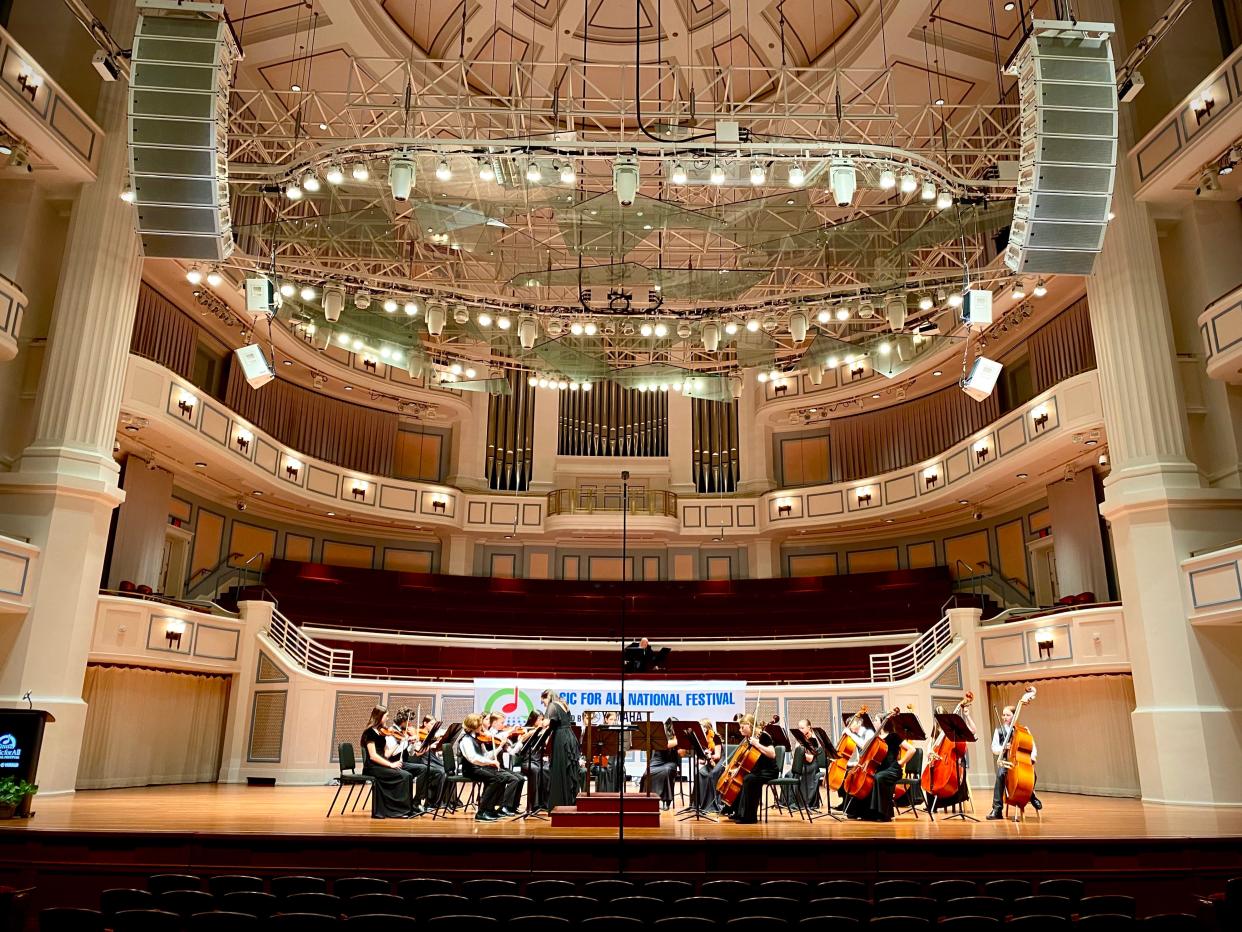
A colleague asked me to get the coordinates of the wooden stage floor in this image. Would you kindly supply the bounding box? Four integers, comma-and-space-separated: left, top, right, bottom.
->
2, 785, 1240, 907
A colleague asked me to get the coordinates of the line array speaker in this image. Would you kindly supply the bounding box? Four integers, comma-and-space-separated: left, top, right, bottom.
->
128, 3, 239, 261
1005, 20, 1118, 276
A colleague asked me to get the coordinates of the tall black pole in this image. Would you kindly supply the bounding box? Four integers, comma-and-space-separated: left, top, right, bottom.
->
618, 469, 629, 872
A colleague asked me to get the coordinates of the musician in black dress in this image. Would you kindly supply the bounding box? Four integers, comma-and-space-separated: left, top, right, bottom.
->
391, 708, 443, 813
727, 713, 778, 824
458, 713, 523, 821
643, 720, 681, 810
542, 689, 581, 808
415, 714, 448, 807
854, 719, 904, 823
784, 719, 826, 811
696, 717, 725, 812
360, 705, 414, 819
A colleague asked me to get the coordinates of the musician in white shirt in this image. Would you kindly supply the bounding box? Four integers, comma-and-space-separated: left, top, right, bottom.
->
458, 713, 523, 821
987, 705, 1043, 818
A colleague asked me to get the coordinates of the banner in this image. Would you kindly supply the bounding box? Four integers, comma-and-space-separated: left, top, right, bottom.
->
473, 678, 747, 725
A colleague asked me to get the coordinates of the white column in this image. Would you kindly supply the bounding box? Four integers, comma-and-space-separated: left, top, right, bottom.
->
667, 388, 693, 494
747, 539, 780, 579
736, 372, 772, 493
218, 600, 271, 783
0, 0, 141, 794
445, 396, 487, 490
107, 456, 174, 590
444, 533, 474, 575
528, 388, 559, 493
1078, 0, 1242, 805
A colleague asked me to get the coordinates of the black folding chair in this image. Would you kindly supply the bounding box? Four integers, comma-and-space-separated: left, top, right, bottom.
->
327, 744, 374, 816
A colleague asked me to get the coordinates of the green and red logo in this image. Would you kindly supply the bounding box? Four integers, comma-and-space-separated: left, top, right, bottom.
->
483, 685, 536, 720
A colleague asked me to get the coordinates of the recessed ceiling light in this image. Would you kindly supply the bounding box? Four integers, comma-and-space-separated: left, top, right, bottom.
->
958, 499, 969, 505
885, 518, 895, 524
343, 385, 352, 391
327, 511, 335, 516
1017, 473, 1028, 479
871, 393, 880, 399
933, 369, 943, 376
252, 490, 263, 496
194, 462, 207, 469
282, 359, 292, 366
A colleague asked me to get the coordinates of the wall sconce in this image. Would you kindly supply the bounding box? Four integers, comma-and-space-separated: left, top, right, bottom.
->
235, 428, 252, 454
773, 382, 788, 397
431, 494, 448, 514
362, 357, 378, 373
856, 488, 872, 507
177, 391, 196, 419
285, 458, 301, 480
1036, 628, 1055, 660
850, 364, 866, 381
777, 500, 792, 518
974, 440, 990, 464
17, 66, 41, 103
351, 481, 368, 500
1191, 93, 1215, 123
1031, 405, 1049, 432
164, 619, 186, 650
923, 467, 940, 489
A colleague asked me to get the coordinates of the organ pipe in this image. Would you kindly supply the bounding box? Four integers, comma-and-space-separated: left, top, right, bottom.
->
486, 373, 535, 490
692, 398, 739, 493
557, 383, 668, 456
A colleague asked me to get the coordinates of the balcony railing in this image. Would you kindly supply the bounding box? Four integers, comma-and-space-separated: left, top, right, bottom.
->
869, 614, 955, 682
267, 608, 353, 678
547, 488, 678, 518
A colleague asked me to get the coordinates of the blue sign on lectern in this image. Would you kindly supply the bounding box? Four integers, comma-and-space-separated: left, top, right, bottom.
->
0, 708, 54, 817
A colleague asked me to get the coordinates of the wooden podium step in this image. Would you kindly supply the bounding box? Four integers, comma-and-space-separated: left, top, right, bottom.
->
550, 792, 663, 828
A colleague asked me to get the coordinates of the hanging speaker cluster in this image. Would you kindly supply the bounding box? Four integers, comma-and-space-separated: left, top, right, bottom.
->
128, 4, 239, 261
1005, 19, 1117, 276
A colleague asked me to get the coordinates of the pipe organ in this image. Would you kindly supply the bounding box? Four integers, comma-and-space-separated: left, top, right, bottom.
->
485, 373, 535, 490
692, 398, 739, 493
558, 384, 668, 456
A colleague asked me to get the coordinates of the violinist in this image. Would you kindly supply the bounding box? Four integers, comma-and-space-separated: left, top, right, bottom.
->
696, 718, 725, 813
391, 708, 441, 812
458, 712, 524, 821
785, 719, 826, 811
988, 705, 1042, 819
359, 705, 414, 819
722, 714, 777, 824
412, 714, 449, 809
642, 719, 680, 810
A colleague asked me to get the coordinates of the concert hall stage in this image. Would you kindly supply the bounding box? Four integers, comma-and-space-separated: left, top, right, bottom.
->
1, 785, 1240, 912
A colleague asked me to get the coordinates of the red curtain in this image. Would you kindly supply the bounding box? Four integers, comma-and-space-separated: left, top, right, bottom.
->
224, 366, 398, 476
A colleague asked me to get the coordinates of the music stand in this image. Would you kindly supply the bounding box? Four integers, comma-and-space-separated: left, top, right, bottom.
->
670, 721, 718, 822
888, 712, 926, 742
511, 725, 551, 821
930, 712, 979, 822
841, 711, 876, 732
585, 721, 626, 795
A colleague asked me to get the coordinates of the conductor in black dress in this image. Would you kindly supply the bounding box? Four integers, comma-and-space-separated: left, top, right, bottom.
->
542, 689, 581, 808
725, 713, 778, 824
360, 705, 414, 819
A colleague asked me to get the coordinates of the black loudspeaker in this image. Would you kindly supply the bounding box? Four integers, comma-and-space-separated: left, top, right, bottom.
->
1005, 20, 1118, 276
128, 7, 239, 261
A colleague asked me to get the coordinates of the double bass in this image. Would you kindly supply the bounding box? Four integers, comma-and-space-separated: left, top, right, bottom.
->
1000, 686, 1037, 817
920, 691, 975, 801
842, 707, 901, 800
716, 713, 780, 807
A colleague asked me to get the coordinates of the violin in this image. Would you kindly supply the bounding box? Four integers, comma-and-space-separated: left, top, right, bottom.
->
920, 691, 974, 801
842, 706, 901, 800
1001, 686, 1038, 817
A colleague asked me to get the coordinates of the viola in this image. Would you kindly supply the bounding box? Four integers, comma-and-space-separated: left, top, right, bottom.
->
920, 691, 975, 801
1001, 686, 1038, 816
842, 707, 900, 800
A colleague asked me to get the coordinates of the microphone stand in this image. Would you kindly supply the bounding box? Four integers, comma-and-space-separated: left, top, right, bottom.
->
618, 469, 629, 876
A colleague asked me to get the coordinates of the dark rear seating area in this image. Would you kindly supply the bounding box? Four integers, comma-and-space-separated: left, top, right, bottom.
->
314, 639, 901, 682
255, 561, 953, 640
35, 871, 1231, 932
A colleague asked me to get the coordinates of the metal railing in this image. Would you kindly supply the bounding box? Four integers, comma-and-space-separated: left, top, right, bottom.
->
267, 609, 353, 678
100, 588, 238, 618
546, 488, 678, 518
869, 614, 955, 682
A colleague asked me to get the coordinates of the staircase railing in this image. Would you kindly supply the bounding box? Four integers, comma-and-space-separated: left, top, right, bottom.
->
185, 552, 242, 597
869, 614, 954, 682
267, 608, 353, 678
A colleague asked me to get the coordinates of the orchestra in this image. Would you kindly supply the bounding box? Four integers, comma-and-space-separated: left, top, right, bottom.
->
355, 688, 1044, 826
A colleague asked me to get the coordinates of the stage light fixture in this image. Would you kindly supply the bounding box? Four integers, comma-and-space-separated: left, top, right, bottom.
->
750, 161, 766, 185
879, 169, 896, 190
584, 321, 597, 336
1011, 282, 1026, 300
836, 308, 850, 321
526, 161, 542, 183
788, 163, 805, 187
497, 315, 511, 330
817, 308, 830, 324
302, 171, 320, 192
478, 160, 496, 182
477, 311, 492, 327
435, 158, 452, 182
279, 282, 296, 298
745, 318, 760, 333
325, 164, 344, 185
185, 267, 203, 285
710, 161, 726, 185
900, 171, 918, 194
560, 162, 576, 184
918, 294, 933, 311
389, 154, 415, 201
120, 186, 135, 203
920, 180, 936, 201
299, 285, 316, 301
350, 161, 370, 181
829, 157, 857, 207
671, 161, 688, 185
640, 322, 654, 337
528, 375, 538, 387
404, 300, 419, 316
654, 322, 668, 338
1033, 280, 1048, 298
285, 182, 303, 200
948, 292, 964, 308
757, 371, 768, 383
936, 190, 953, 210
724, 321, 739, 335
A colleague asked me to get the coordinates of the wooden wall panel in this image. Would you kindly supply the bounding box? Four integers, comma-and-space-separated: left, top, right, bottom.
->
672, 553, 696, 580
945, 530, 990, 579
787, 553, 839, 577
490, 553, 517, 578
382, 549, 434, 573
284, 534, 314, 563
996, 519, 1030, 587
528, 552, 551, 579
907, 541, 937, 569
846, 548, 900, 574
228, 522, 277, 570
190, 510, 224, 579
321, 540, 375, 569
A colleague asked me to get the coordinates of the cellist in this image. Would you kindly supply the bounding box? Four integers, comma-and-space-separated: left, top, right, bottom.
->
721, 714, 777, 824
847, 709, 904, 823
834, 713, 874, 811
987, 705, 1043, 819
695, 717, 725, 813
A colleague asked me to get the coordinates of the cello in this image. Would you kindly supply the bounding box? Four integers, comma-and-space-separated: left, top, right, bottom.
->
920, 691, 975, 801
842, 707, 901, 800
716, 712, 779, 807
826, 709, 865, 793
999, 686, 1038, 819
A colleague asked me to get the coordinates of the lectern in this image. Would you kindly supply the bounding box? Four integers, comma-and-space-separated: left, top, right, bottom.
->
0, 708, 55, 817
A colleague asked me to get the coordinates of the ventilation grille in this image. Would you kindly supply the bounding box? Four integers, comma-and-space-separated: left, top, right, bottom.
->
247, 691, 287, 763
256, 651, 288, 683
330, 691, 383, 763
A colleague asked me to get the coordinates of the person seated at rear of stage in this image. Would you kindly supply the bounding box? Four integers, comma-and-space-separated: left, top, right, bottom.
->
642, 720, 681, 810
722, 713, 778, 824
459, 712, 524, 822
390, 708, 443, 814
514, 713, 552, 811
697, 717, 725, 813
360, 705, 414, 820
988, 705, 1042, 819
